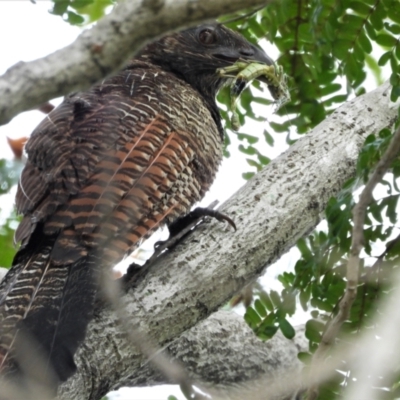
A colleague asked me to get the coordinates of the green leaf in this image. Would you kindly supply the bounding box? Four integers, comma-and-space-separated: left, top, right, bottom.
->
388, 10, 400, 24
257, 153, 270, 166
257, 323, 279, 339
297, 238, 313, 260
238, 144, 257, 155
385, 22, 400, 35
375, 33, 397, 47
385, 195, 399, 224
378, 51, 392, 66
320, 83, 342, 97
365, 54, 384, 84
364, 21, 376, 40
305, 319, 324, 343
0, 218, 18, 268
67, 10, 85, 24
342, 15, 364, 33
332, 39, 351, 59
344, 53, 362, 85
270, 121, 290, 133
237, 133, 259, 144
281, 290, 296, 314
246, 158, 262, 171
348, 1, 372, 14
279, 318, 295, 339
391, 84, 400, 102
370, 3, 386, 31
322, 94, 348, 107
242, 172, 255, 180
70, 0, 94, 10
51, 1, 69, 15
300, 285, 311, 311
245, 307, 262, 326
390, 53, 398, 73
247, 18, 266, 39
260, 292, 274, 312
369, 202, 383, 223
269, 290, 282, 307
390, 72, 400, 87
298, 351, 312, 364
358, 30, 372, 54
254, 299, 267, 318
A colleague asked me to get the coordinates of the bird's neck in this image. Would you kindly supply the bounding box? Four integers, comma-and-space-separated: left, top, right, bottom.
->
126, 58, 225, 141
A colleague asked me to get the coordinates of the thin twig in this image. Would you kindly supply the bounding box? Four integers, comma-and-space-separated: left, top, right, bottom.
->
219, 4, 266, 24
307, 124, 400, 400
342, 267, 400, 399
358, 231, 400, 285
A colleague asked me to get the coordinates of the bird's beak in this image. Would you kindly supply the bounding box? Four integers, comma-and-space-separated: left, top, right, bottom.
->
250, 46, 274, 66
213, 44, 274, 67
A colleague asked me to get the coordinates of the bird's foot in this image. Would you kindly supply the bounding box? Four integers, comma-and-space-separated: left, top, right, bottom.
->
153, 202, 236, 255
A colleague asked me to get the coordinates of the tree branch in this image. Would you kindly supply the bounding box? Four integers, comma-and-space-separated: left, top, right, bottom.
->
343, 268, 400, 399
0, 0, 270, 126
307, 124, 400, 400
57, 82, 398, 399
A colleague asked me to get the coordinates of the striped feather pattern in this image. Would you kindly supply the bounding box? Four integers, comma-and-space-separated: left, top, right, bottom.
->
0, 23, 273, 386
0, 62, 222, 384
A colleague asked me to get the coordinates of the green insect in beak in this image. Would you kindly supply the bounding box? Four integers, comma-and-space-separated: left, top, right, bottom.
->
217, 60, 290, 131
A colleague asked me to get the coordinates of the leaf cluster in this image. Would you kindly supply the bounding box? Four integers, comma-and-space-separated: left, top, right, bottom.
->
50, 0, 115, 25
218, 0, 400, 179
246, 118, 400, 398
0, 160, 23, 268
244, 283, 296, 340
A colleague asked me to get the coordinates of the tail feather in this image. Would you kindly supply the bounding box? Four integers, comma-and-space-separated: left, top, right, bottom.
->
0, 233, 97, 386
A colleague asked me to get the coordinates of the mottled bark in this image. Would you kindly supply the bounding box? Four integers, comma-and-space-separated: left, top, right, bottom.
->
0, 0, 271, 126
57, 82, 398, 399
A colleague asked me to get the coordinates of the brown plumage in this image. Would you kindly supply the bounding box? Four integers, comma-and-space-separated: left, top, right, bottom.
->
0, 23, 273, 386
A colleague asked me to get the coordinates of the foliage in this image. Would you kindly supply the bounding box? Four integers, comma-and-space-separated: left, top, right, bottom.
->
221, 1, 400, 398
49, 0, 115, 25
0, 159, 23, 196
0, 160, 23, 268
244, 119, 400, 398
218, 0, 400, 179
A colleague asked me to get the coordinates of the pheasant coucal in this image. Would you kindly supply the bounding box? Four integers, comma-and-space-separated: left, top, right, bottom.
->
0, 23, 274, 387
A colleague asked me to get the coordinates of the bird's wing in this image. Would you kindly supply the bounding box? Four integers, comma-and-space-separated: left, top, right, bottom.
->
15, 63, 222, 264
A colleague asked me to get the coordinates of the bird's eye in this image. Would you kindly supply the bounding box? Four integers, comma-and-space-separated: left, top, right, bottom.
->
198, 28, 216, 45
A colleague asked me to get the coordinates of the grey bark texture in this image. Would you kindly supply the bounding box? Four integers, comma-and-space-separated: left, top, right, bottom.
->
0, 0, 270, 126
55, 81, 398, 399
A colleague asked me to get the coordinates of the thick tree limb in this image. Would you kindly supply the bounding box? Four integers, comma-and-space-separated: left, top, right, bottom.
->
0, 0, 270, 126
57, 82, 398, 399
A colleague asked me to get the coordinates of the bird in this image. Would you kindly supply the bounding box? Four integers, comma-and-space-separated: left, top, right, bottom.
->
0, 22, 274, 388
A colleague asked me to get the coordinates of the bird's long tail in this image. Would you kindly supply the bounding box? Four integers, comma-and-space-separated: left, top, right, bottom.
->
0, 231, 97, 387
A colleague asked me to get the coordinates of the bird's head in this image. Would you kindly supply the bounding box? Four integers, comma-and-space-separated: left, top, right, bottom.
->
137, 23, 274, 101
